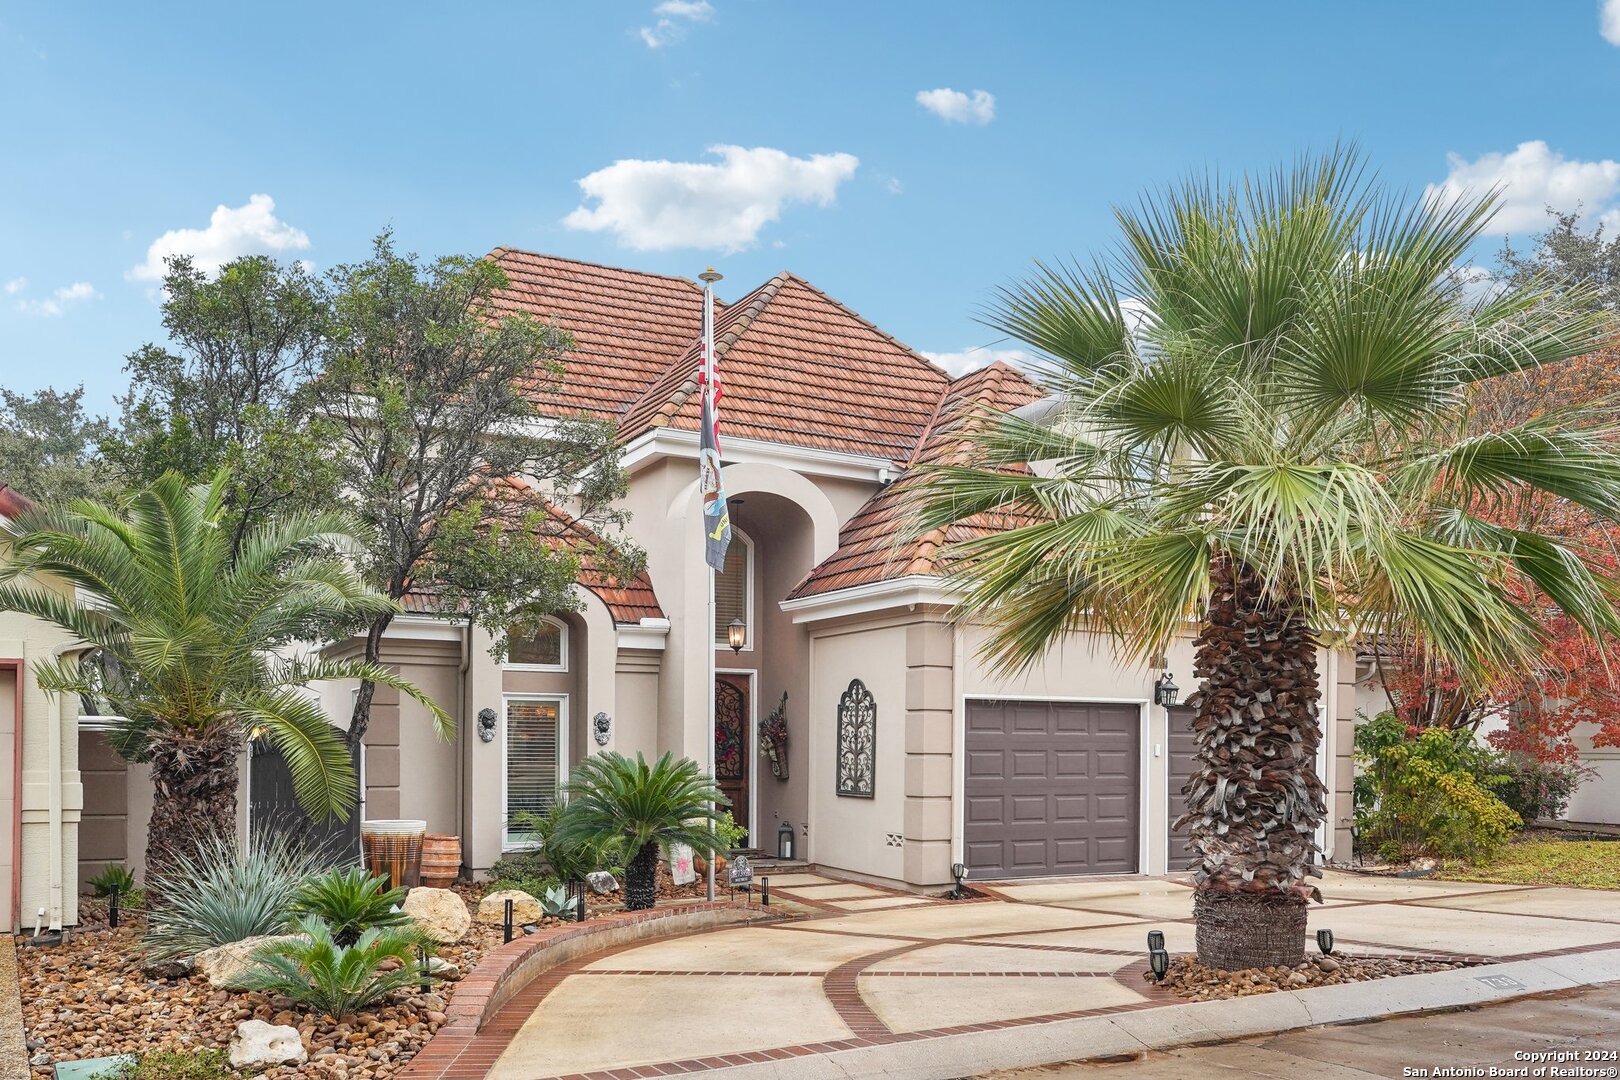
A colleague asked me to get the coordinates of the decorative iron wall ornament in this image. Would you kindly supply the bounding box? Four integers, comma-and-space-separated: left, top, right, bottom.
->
592, 711, 612, 746
476, 707, 498, 743
835, 679, 876, 798
759, 692, 789, 780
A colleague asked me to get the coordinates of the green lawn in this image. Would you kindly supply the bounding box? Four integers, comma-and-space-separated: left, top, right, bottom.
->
1434, 839, 1620, 890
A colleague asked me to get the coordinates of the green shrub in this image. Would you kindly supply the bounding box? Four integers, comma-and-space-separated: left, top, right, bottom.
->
1492, 758, 1586, 823
1357, 724, 1521, 861
513, 803, 624, 883
241, 915, 431, 1017
293, 866, 409, 947
109, 1048, 231, 1080
88, 864, 138, 898
142, 829, 329, 961
712, 810, 747, 853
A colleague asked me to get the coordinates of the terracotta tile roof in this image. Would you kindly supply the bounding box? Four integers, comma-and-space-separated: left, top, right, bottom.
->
488, 248, 711, 420
0, 483, 32, 519
617, 274, 952, 460
787, 362, 1043, 600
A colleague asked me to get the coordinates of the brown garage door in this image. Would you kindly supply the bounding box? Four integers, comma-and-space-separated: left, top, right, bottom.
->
1166, 705, 1199, 871
964, 699, 1140, 878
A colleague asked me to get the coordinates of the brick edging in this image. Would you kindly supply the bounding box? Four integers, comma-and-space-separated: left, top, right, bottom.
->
400, 900, 773, 1077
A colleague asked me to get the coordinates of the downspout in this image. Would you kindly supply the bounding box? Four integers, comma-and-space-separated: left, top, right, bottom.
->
43, 642, 80, 931
3, 658, 21, 934
457, 618, 472, 872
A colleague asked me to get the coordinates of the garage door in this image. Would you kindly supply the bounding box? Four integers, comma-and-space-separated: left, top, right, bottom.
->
964, 699, 1139, 878
1166, 705, 1198, 871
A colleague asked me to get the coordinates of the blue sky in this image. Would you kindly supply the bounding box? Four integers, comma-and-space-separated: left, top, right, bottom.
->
4, 1, 1620, 411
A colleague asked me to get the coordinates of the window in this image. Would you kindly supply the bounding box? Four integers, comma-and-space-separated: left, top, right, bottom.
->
506, 618, 566, 670
504, 696, 566, 848
836, 679, 877, 798
713, 529, 752, 647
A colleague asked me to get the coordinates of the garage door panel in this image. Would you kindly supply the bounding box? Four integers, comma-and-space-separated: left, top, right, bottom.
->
963, 699, 1140, 879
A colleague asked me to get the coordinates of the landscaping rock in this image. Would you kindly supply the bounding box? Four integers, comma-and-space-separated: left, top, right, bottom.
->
194, 934, 305, 990
586, 870, 619, 894
426, 956, 459, 978
476, 888, 542, 926
139, 954, 194, 979
403, 887, 472, 943
229, 1019, 308, 1068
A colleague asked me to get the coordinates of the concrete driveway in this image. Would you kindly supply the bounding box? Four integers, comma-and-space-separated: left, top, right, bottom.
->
478, 870, 1620, 1080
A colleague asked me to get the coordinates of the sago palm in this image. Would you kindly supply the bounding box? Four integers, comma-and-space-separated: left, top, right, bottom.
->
912, 148, 1620, 969
0, 470, 451, 885
553, 752, 727, 910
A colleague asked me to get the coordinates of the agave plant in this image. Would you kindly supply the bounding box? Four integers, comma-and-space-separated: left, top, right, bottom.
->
553, 752, 727, 910
292, 866, 409, 947
912, 146, 1620, 969
539, 884, 578, 919
142, 829, 330, 961
241, 915, 429, 1018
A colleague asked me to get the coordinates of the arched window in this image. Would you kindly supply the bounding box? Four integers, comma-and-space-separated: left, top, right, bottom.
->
836, 679, 877, 798
505, 616, 568, 671
713, 527, 753, 648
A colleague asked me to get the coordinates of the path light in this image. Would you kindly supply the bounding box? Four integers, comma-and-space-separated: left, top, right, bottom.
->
727, 618, 747, 653
1148, 948, 1170, 981
1317, 929, 1335, 955
503, 898, 515, 944
951, 862, 968, 900
1147, 929, 1165, 951
1153, 671, 1179, 708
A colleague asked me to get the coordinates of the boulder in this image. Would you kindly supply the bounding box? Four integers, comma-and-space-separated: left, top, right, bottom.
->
476, 888, 542, 926
403, 887, 471, 943
194, 934, 305, 990
586, 870, 619, 894
427, 956, 460, 979
229, 1020, 308, 1069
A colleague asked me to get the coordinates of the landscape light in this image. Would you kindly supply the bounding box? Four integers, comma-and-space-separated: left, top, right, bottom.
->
1317, 928, 1335, 955
1148, 948, 1170, 981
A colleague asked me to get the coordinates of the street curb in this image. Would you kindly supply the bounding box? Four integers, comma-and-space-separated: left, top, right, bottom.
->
688, 948, 1620, 1080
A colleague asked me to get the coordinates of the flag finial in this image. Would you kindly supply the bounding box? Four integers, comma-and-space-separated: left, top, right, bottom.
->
699, 267, 723, 284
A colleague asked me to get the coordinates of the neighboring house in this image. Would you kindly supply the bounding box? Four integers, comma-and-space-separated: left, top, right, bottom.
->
306, 250, 1361, 888
0, 482, 82, 932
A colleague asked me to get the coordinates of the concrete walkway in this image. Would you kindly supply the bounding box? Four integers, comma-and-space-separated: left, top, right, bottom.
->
984, 979, 1620, 1078
480, 871, 1620, 1080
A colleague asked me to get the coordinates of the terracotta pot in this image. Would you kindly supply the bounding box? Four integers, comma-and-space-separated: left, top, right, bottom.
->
420, 833, 462, 888
692, 854, 728, 877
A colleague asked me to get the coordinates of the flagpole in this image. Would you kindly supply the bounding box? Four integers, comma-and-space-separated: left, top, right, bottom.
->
699, 266, 723, 905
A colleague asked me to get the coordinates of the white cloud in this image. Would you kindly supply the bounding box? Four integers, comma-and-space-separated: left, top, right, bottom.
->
1603, 0, 1620, 45
2, 277, 25, 295
128, 194, 311, 281
639, 0, 713, 47
563, 145, 859, 252
885, 177, 904, 195
17, 281, 100, 317
1425, 141, 1620, 234
922, 346, 1032, 377
915, 87, 995, 125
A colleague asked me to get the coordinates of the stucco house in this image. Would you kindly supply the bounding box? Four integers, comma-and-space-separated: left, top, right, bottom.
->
0, 481, 83, 933
305, 251, 1361, 888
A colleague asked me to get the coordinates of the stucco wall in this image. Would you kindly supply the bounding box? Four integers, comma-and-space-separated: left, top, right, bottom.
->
806, 619, 908, 881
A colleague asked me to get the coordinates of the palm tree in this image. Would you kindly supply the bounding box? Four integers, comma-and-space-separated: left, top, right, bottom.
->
911, 148, 1620, 970
553, 752, 727, 910
0, 470, 451, 886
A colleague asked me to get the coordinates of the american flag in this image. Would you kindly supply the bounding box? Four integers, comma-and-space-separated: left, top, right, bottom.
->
698, 271, 731, 572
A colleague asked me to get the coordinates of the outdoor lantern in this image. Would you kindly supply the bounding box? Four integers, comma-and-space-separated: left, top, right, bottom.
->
1153, 671, 1180, 708
1317, 928, 1335, 955
777, 819, 794, 860
727, 618, 747, 653
951, 861, 968, 899
1148, 948, 1170, 981
1147, 929, 1165, 952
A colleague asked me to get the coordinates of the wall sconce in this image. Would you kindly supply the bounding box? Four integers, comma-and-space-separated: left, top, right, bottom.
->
1153, 671, 1180, 708
727, 617, 747, 653
477, 707, 497, 743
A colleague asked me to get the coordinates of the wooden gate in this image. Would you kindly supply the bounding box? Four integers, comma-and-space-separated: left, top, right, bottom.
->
248, 727, 363, 862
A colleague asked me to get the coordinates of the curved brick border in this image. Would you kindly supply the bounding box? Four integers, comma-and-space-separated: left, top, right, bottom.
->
400, 900, 774, 1078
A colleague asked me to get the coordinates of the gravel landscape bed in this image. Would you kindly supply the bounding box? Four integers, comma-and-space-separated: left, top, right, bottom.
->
1151, 951, 1477, 1001
21, 887, 553, 1079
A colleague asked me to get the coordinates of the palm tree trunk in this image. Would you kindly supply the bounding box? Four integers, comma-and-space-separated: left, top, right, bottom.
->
145, 728, 244, 893
1180, 556, 1326, 971
625, 840, 659, 911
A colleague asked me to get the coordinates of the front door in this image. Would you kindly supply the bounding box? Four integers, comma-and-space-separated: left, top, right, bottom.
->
715, 673, 751, 846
